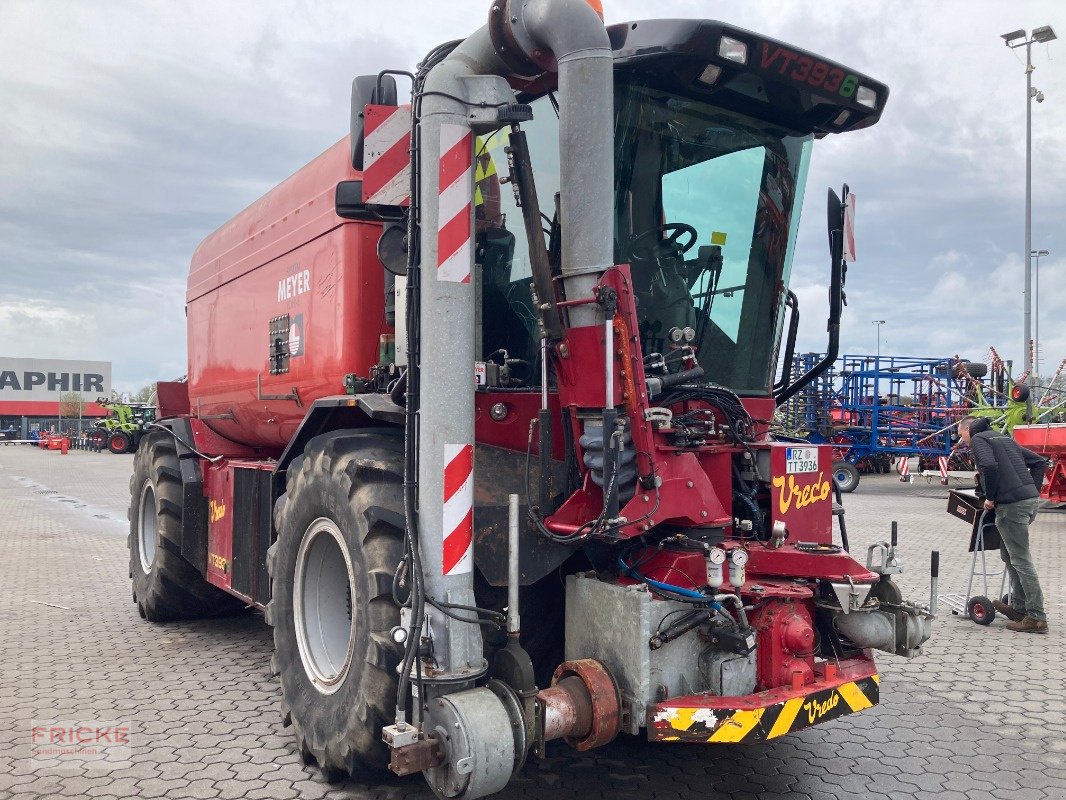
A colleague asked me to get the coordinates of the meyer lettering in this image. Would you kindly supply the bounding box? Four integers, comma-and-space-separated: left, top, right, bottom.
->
278, 268, 312, 302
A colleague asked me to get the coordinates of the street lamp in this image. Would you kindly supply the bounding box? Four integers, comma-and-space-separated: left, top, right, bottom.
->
1002, 25, 1056, 383
872, 320, 886, 360
1032, 248, 1050, 375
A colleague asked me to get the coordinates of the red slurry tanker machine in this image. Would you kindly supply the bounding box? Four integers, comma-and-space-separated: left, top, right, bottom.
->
130, 2, 936, 796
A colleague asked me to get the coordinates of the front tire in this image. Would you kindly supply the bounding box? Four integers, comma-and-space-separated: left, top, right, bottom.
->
109, 430, 132, 454
268, 429, 405, 777
832, 460, 860, 493
129, 432, 245, 621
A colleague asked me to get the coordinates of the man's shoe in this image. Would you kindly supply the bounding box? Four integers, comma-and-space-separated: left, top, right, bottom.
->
1005, 616, 1049, 634
992, 600, 1025, 622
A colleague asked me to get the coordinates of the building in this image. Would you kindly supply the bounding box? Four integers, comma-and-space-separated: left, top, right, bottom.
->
0, 357, 112, 438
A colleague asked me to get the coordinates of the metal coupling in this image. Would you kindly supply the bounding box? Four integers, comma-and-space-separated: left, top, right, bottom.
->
535, 658, 621, 752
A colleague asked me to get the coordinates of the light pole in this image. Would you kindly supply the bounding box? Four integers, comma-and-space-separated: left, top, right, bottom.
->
1032, 248, 1050, 375
872, 319, 886, 360
1002, 25, 1056, 383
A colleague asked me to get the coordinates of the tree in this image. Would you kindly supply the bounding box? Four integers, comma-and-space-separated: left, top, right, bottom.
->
59, 392, 86, 419
133, 384, 157, 404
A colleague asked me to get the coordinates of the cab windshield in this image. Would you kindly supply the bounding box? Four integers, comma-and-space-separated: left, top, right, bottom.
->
474, 78, 812, 395
614, 80, 812, 394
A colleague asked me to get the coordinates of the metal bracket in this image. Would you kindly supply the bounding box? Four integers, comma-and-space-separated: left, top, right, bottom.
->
257, 374, 302, 407
866, 541, 902, 575
829, 576, 873, 613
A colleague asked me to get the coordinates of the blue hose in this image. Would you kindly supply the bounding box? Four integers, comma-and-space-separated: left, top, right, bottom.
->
617, 556, 720, 605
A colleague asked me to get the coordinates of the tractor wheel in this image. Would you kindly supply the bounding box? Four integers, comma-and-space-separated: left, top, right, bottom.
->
268, 429, 405, 778
88, 428, 107, 450
129, 432, 246, 621
832, 461, 860, 493
109, 430, 133, 454
966, 596, 995, 625
964, 362, 988, 379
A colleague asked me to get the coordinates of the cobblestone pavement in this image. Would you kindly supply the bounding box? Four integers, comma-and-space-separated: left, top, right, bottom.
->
1, 446, 1064, 800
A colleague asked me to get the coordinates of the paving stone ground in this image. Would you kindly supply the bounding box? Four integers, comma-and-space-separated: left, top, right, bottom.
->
1, 445, 1064, 800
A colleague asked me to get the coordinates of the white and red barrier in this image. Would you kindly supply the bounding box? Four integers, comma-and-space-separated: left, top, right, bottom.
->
436, 124, 473, 285
361, 104, 412, 206
441, 443, 473, 576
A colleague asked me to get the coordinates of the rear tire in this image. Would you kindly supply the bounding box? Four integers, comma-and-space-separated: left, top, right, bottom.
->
832, 461, 860, 493
268, 429, 405, 777
129, 432, 245, 621
88, 428, 107, 450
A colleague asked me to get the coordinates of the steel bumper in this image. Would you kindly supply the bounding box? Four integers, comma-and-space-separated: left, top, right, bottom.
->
648, 658, 879, 743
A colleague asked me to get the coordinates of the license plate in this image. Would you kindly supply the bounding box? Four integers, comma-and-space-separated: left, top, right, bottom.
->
786, 447, 819, 474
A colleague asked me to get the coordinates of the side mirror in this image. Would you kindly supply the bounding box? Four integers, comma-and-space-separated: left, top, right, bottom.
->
351, 74, 398, 170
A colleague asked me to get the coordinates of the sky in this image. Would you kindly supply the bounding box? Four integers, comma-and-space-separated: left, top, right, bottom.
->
1, 0, 1063, 393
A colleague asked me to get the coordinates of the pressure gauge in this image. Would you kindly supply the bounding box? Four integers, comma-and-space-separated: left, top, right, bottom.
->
706, 547, 726, 590
728, 547, 748, 587
668, 326, 685, 343
683, 326, 696, 343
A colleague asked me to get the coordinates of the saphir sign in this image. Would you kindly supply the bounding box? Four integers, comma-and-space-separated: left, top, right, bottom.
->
0, 358, 111, 402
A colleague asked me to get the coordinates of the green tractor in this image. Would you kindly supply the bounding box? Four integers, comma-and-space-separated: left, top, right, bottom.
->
88, 398, 157, 454
965, 369, 1063, 435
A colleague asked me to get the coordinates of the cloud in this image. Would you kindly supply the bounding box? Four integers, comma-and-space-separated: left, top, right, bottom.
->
1, 0, 1063, 392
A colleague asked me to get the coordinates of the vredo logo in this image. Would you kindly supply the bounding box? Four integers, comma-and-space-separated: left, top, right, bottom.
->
802, 691, 841, 724
278, 268, 311, 302
772, 472, 831, 515
208, 499, 226, 523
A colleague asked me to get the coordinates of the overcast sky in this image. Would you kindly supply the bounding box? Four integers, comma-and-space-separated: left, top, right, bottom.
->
1, 0, 1063, 393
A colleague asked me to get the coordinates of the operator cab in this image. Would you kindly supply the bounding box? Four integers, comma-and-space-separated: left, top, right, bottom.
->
475, 18, 884, 396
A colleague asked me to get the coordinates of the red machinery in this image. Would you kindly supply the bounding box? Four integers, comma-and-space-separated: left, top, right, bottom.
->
130, 3, 934, 797
1014, 424, 1066, 503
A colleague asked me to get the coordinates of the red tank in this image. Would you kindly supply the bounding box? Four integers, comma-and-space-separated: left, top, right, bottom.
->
186, 137, 388, 450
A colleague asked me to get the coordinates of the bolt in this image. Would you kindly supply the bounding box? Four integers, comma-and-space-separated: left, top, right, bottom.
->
686, 480, 694, 488
701, 510, 708, 518
511, 15, 518, 22
642, 494, 649, 502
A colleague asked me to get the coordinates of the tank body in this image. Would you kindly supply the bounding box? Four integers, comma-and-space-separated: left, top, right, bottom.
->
186, 137, 387, 450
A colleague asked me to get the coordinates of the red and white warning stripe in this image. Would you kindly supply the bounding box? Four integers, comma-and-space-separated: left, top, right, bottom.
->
362, 104, 412, 206
938, 456, 949, 485
437, 124, 473, 284
898, 456, 910, 482
442, 443, 474, 576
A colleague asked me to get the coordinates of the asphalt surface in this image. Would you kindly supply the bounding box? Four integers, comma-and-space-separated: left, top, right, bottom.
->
1, 445, 1064, 800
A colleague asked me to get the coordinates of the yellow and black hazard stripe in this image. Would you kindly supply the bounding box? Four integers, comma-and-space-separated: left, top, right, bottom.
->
651, 675, 879, 744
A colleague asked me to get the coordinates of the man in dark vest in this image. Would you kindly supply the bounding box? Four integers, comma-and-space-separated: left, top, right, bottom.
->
959, 416, 1049, 633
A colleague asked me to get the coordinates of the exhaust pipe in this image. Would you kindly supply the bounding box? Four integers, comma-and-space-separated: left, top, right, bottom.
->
415, 0, 614, 685
393, 3, 615, 797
